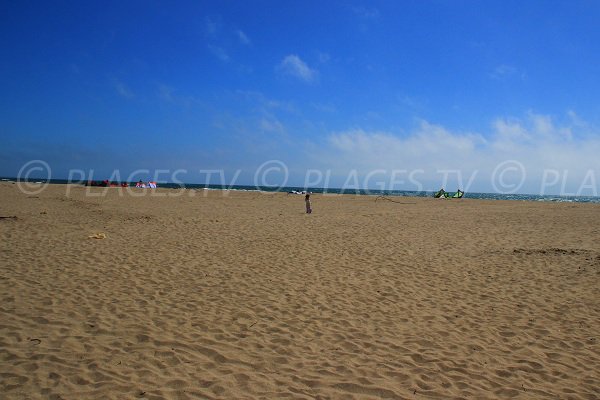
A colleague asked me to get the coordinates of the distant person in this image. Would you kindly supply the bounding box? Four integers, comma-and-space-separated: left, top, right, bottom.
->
305, 193, 312, 214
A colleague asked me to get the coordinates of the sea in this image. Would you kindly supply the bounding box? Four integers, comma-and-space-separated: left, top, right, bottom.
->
2, 177, 599, 203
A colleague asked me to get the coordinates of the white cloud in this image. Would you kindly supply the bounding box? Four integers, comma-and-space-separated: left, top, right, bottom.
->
492, 64, 516, 77
208, 45, 229, 62
318, 112, 600, 194
156, 84, 201, 109
278, 55, 317, 83
260, 117, 285, 134
352, 6, 380, 32
491, 117, 530, 151
567, 110, 586, 127
235, 90, 298, 114
491, 64, 526, 80
236, 30, 250, 45
327, 121, 483, 171
311, 102, 336, 113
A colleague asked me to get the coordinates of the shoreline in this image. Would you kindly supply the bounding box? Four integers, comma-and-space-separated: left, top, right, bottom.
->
2, 180, 599, 204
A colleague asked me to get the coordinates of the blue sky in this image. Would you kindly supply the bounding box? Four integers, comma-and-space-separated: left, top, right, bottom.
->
2, 1, 600, 194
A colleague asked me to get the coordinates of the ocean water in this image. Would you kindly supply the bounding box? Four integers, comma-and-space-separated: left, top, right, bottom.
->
3, 177, 600, 203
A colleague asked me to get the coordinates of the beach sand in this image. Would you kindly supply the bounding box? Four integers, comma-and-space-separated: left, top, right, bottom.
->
1, 182, 598, 399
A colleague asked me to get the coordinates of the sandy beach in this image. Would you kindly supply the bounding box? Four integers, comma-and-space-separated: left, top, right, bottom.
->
0, 182, 598, 399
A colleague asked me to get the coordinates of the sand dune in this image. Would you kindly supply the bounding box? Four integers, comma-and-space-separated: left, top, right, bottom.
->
1, 183, 598, 399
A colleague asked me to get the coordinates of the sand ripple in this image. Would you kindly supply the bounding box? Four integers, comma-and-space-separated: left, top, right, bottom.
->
1, 184, 599, 399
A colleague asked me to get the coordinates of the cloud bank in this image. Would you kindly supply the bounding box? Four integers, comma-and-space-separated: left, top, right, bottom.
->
316, 112, 600, 194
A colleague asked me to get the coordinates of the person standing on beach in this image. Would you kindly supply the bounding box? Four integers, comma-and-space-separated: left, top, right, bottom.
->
305, 193, 312, 214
